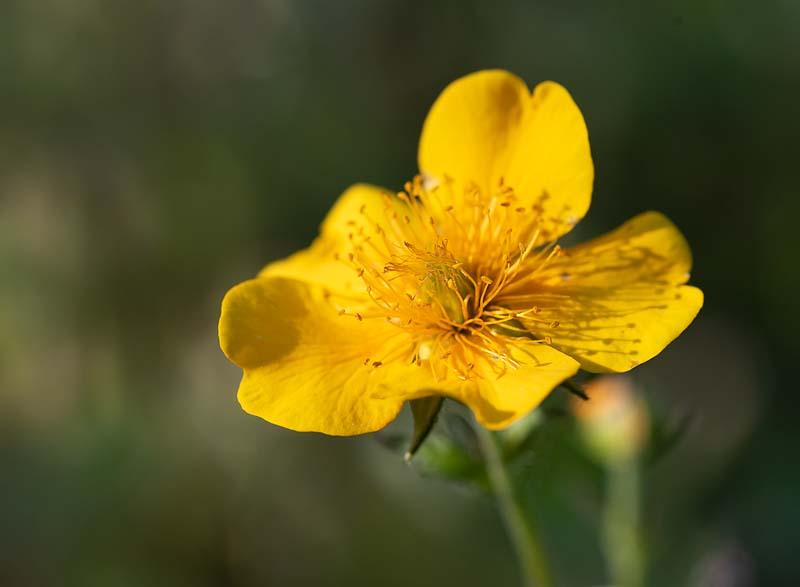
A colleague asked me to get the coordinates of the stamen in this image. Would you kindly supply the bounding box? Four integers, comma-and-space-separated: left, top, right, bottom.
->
339, 174, 566, 382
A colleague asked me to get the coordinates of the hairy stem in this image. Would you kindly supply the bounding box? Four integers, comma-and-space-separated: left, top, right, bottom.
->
475, 425, 553, 587
604, 460, 644, 587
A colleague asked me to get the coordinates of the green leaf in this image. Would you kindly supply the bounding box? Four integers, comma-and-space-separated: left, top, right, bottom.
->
405, 396, 444, 462
646, 412, 692, 466
499, 409, 545, 457
411, 434, 486, 483
558, 378, 589, 401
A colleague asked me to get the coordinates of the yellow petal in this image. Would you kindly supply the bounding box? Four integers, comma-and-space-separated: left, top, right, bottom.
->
503, 81, 594, 238
259, 183, 395, 298
505, 212, 703, 372
219, 275, 431, 435
418, 71, 593, 239
418, 70, 529, 193
449, 341, 580, 430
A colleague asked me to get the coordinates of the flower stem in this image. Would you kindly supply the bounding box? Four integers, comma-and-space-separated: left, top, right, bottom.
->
475, 425, 553, 587
603, 460, 644, 587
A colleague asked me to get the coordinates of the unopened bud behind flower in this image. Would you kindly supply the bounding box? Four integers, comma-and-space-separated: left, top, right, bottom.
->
572, 376, 649, 464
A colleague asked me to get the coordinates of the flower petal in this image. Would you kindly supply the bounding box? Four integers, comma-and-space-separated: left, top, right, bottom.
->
505, 212, 703, 372
418, 70, 529, 193
219, 275, 426, 435
449, 341, 580, 430
259, 184, 395, 298
418, 71, 593, 239
503, 81, 594, 238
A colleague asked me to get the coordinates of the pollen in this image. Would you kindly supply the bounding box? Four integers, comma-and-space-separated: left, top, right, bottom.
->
339, 175, 570, 381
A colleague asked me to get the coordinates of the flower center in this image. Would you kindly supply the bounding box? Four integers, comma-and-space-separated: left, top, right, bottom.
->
341, 175, 565, 380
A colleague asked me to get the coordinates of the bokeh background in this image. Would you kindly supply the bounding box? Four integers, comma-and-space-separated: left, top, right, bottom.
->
2, 1, 798, 585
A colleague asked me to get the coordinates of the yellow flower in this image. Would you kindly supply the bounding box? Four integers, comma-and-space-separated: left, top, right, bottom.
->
219, 70, 703, 436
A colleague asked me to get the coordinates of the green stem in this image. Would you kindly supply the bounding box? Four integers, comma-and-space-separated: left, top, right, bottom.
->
475, 425, 553, 587
603, 460, 644, 587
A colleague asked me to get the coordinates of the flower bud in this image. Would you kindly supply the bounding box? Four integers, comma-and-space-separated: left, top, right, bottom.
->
572, 376, 649, 464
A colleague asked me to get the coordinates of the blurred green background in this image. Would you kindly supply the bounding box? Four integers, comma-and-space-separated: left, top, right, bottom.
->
1, 1, 798, 585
